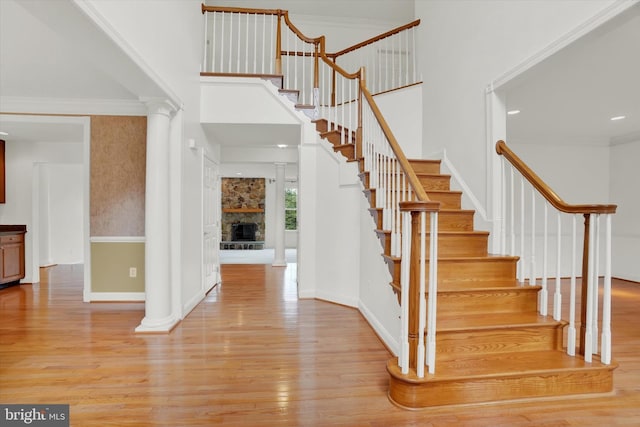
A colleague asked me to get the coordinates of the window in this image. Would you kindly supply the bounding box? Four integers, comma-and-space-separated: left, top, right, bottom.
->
285, 187, 297, 230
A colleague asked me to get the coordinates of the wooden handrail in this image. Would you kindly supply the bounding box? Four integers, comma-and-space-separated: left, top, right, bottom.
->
201, 4, 284, 16
282, 11, 323, 45
332, 19, 421, 58
496, 140, 616, 214
361, 84, 431, 204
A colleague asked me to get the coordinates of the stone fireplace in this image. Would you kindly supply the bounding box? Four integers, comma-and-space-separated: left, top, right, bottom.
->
221, 178, 265, 248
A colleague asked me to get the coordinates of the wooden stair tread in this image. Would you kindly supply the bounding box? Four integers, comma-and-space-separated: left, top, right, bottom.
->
437, 312, 563, 330
375, 228, 489, 237
389, 351, 615, 382
295, 104, 315, 109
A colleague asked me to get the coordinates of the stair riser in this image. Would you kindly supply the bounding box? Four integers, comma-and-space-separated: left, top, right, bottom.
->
436, 326, 564, 358
363, 193, 474, 231
377, 232, 488, 258
437, 288, 539, 315
388, 360, 614, 408
409, 160, 441, 174
426, 192, 462, 209
385, 258, 517, 286
418, 175, 450, 191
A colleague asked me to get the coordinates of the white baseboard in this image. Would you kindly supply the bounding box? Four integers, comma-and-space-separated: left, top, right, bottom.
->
358, 300, 399, 356
182, 290, 206, 319
314, 289, 358, 308
88, 292, 145, 302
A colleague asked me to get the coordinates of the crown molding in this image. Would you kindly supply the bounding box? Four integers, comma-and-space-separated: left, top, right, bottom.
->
0, 96, 147, 116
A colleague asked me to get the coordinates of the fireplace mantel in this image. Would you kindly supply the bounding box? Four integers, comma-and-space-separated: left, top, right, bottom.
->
222, 208, 264, 213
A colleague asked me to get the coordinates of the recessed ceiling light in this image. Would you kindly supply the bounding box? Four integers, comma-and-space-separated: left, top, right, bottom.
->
507, 110, 520, 116
0, 131, 8, 136
610, 115, 626, 121
277, 144, 288, 148
235, 172, 242, 176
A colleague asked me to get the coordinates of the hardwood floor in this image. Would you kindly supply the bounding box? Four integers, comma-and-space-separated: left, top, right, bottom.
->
1, 264, 639, 426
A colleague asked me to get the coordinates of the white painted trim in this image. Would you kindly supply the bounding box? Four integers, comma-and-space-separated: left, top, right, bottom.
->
314, 290, 358, 309
182, 290, 206, 319
71, 0, 182, 109
432, 149, 488, 222
90, 236, 145, 243
0, 96, 147, 116
358, 301, 399, 356
88, 292, 145, 302
82, 117, 92, 302
200, 75, 311, 124
489, 0, 640, 91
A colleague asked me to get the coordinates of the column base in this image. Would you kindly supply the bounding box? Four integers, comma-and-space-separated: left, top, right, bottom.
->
272, 261, 287, 267
135, 315, 180, 333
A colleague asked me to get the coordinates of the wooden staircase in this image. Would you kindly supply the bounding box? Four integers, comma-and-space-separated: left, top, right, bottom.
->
312, 118, 617, 409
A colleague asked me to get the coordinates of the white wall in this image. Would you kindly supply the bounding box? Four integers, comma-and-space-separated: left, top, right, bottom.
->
610, 139, 640, 282
415, 0, 618, 212
507, 141, 610, 279
48, 164, 84, 264
374, 84, 423, 159
84, 0, 218, 318
0, 141, 83, 283
297, 129, 361, 307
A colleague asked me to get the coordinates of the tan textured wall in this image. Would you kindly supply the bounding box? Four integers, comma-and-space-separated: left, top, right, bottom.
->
90, 115, 146, 237
91, 242, 145, 292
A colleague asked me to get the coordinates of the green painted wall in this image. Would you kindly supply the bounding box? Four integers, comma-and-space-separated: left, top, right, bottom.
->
91, 242, 145, 292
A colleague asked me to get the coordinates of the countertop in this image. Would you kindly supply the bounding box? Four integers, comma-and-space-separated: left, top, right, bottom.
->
0, 225, 27, 235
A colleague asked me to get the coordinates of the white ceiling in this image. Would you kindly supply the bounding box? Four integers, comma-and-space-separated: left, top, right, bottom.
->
207, 0, 415, 25
505, 3, 640, 145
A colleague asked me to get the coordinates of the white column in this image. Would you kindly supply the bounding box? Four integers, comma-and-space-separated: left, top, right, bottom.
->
136, 99, 179, 333
273, 162, 287, 267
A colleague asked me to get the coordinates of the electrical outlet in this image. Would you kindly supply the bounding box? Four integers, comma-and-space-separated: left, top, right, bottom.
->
129, 267, 137, 278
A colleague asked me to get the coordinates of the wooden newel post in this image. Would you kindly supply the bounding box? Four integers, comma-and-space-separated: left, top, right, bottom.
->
579, 213, 591, 356
406, 210, 423, 370
275, 11, 282, 75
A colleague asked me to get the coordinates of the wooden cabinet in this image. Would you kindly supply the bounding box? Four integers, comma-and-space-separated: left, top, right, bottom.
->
0, 231, 26, 285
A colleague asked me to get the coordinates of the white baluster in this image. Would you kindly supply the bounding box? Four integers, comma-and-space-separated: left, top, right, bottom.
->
400, 210, 412, 374
228, 13, 232, 73
567, 215, 577, 356
509, 166, 515, 255
262, 15, 270, 74
427, 211, 438, 374
405, 29, 409, 87
417, 211, 427, 378
592, 214, 600, 354
529, 188, 536, 286
601, 214, 612, 364
220, 12, 225, 73
202, 11, 208, 72
519, 177, 525, 283
540, 202, 548, 315
584, 215, 596, 363
412, 27, 417, 84
253, 14, 257, 74
554, 211, 562, 320
244, 13, 249, 73
236, 13, 241, 73
500, 157, 507, 254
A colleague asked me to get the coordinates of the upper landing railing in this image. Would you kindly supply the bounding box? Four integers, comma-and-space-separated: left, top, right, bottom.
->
496, 140, 617, 364
200, 4, 438, 377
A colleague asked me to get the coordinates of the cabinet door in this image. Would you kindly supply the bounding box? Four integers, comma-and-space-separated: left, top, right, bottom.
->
1, 242, 25, 283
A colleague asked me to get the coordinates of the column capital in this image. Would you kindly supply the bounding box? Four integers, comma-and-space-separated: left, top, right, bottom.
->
140, 98, 178, 117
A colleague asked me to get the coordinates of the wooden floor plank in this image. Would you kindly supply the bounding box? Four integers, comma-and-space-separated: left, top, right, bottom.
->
0, 264, 639, 425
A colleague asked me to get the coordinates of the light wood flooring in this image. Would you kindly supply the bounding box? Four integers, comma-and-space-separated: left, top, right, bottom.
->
1, 264, 639, 426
